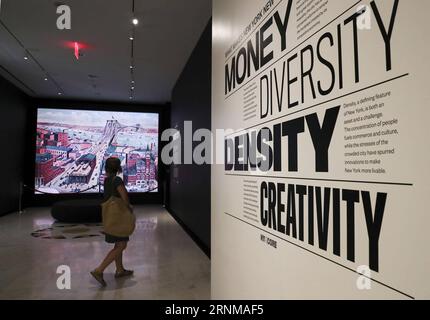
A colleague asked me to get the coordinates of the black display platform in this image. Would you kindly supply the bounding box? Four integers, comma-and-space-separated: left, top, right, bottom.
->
51, 199, 102, 223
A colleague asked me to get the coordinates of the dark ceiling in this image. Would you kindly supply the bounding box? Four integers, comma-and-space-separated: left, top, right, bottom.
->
0, 0, 211, 104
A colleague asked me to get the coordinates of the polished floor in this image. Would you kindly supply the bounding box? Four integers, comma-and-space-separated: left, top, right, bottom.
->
0, 205, 210, 299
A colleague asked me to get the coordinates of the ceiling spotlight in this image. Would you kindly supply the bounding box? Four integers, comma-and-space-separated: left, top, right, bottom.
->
132, 18, 139, 25
44, 77, 48, 81
131, 80, 135, 84
58, 92, 62, 96
129, 96, 133, 99
130, 65, 133, 69
130, 36, 134, 41
24, 56, 28, 60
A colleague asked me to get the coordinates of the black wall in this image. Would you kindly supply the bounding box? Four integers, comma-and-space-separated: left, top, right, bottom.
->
0, 76, 29, 216
168, 20, 212, 255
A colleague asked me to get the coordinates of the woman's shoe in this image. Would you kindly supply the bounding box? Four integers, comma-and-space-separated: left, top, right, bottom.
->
115, 269, 134, 278
90, 270, 107, 287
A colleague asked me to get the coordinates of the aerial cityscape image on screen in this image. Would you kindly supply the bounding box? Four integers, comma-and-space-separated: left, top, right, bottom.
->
35, 108, 159, 194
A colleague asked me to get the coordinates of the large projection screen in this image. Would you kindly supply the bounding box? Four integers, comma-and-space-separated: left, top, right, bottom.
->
35, 108, 159, 194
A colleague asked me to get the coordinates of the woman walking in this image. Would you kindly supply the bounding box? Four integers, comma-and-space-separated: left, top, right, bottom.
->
91, 157, 134, 287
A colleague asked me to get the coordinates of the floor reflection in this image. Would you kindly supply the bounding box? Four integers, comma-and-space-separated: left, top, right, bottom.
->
31, 222, 104, 240
0, 205, 210, 300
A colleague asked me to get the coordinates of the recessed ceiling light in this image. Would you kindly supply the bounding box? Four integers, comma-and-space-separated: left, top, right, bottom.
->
131, 81, 135, 84
58, 92, 62, 95
129, 96, 133, 99
132, 18, 139, 25
44, 77, 48, 81
24, 56, 28, 60
130, 65, 133, 69
131, 86, 135, 90
130, 37, 134, 41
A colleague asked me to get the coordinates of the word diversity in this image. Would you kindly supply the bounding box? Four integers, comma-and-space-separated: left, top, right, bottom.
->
222, 0, 401, 272
225, 0, 399, 113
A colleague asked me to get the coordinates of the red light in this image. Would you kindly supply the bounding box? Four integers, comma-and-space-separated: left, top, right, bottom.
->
62, 41, 90, 58
74, 42, 79, 60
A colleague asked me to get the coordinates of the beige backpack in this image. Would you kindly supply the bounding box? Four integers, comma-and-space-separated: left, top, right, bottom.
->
101, 179, 136, 237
